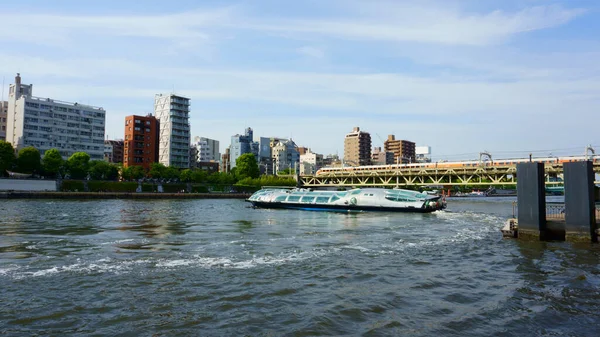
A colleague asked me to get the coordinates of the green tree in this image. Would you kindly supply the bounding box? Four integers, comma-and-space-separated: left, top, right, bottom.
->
17, 146, 41, 174
0, 141, 16, 176
130, 166, 145, 180
66, 152, 91, 179
121, 166, 133, 181
42, 148, 64, 178
278, 168, 296, 175
106, 164, 120, 181
89, 160, 119, 180
180, 169, 193, 182
208, 172, 236, 185
192, 169, 208, 183
148, 162, 167, 179
164, 166, 180, 180
235, 153, 259, 180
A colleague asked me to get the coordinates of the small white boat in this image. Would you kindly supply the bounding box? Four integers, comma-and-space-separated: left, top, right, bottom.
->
247, 188, 446, 213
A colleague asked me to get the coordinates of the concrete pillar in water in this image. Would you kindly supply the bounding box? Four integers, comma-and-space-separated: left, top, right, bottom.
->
517, 162, 546, 240
564, 161, 597, 242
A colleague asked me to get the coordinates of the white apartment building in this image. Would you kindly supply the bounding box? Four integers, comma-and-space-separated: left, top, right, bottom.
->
193, 136, 220, 162
0, 101, 7, 141
6, 74, 106, 159
299, 149, 323, 175
154, 93, 191, 168
272, 138, 299, 173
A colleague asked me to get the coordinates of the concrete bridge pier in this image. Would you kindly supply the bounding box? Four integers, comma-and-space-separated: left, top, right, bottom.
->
564, 161, 597, 242
517, 163, 547, 240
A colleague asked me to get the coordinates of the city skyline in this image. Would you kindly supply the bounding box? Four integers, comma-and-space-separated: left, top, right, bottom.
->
1, 0, 599, 160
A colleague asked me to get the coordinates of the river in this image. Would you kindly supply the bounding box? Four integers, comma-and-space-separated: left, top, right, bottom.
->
1, 197, 599, 336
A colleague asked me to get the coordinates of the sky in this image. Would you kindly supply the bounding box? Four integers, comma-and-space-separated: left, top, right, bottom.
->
1, 0, 599, 161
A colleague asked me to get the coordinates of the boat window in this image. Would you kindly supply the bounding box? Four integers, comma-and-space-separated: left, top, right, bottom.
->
274, 195, 287, 202
330, 195, 340, 202
300, 196, 315, 203
385, 195, 414, 202
287, 196, 301, 202
315, 196, 330, 203
350, 190, 361, 195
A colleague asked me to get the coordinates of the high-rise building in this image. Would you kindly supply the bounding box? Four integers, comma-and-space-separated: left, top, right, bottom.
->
229, 127, 256, 170
6, 74, 106, 159
0, 101, 7, 141
104, 140, 124, 164
154, 93, 190, 168
344, 127, 371, 166
372, 147, 394, 165
123, 114, 159, 170
384, 135, 416, 163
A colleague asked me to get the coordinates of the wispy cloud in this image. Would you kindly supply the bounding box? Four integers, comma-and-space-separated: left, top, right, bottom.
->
0, 6, 237, 48
296, 46, 326, 59
242, 3, 586, 46
0, 0, 597, 157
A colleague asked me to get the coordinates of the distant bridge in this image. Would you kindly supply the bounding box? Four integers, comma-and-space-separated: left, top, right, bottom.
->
299, 161, 600, 188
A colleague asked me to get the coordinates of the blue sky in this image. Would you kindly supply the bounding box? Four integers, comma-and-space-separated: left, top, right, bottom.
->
1, 0, 599, 160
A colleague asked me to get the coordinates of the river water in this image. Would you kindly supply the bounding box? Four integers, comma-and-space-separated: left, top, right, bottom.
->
1, 197, 599, 336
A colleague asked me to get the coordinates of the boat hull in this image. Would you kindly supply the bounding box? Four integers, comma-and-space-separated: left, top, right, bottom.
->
248, 200, 438, 213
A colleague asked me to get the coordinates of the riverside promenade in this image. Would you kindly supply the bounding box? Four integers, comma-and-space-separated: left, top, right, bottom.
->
0, 191, 251, 199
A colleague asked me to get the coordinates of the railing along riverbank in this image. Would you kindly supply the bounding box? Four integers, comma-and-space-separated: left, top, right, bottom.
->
511, 202, 600, 221
0, 191, 251, 200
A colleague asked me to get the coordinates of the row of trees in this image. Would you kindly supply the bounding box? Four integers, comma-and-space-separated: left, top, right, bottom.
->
0, 141, 117, 180
0, 142, 294, 186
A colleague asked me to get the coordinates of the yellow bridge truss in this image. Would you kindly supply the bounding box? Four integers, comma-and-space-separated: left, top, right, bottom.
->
299, 163, 600, 188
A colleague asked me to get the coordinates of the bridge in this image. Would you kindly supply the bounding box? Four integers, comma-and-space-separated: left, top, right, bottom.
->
299, 162, 600, 188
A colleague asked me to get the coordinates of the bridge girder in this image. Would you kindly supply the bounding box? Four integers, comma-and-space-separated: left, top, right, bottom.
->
299, 163, 600, 187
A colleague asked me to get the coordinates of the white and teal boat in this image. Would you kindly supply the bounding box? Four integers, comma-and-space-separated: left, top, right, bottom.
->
247, 188, 446, 213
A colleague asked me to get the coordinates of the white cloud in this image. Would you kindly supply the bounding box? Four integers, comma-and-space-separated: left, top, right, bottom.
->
0, 1, 596, 158
296, 46, 325, 59
242, 3, 585, 46
0, 7, 237, 48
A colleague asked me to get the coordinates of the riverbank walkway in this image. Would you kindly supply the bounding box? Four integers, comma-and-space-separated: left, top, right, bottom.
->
0, 191, 251, 199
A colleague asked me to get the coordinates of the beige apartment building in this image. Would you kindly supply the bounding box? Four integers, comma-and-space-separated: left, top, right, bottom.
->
384, 135, 416, 163
344, 127, 372, 166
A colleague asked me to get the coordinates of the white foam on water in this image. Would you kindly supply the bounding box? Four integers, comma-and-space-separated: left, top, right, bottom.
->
0, 265, 21, 276
3, 258, 152, 280
100, 239, 134, 245
342, 244, 371, 253
154, 248, 334, 271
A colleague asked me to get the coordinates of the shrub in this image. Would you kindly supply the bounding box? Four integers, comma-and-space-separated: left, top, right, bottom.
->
60, 180, 85, 192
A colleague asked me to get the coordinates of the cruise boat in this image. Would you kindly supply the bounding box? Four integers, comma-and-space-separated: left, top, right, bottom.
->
246, 188, 446, 213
